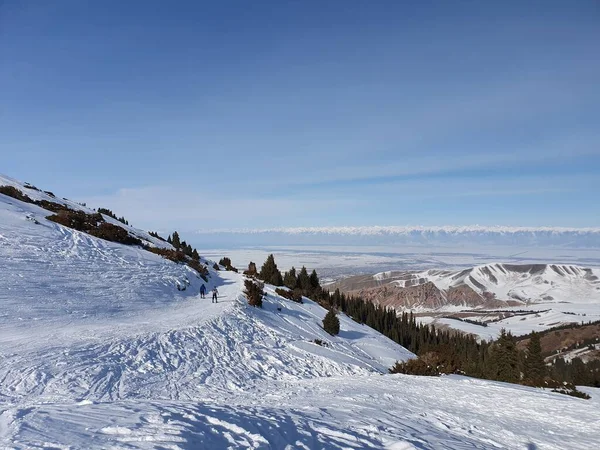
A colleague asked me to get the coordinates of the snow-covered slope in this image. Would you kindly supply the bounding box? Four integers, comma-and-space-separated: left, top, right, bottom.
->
2, 176, 599, 449
0, 174, 171, 250
0, 180, 413, 445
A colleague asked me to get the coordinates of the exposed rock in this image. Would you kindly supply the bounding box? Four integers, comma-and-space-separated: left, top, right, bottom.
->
329, 263, 600, 311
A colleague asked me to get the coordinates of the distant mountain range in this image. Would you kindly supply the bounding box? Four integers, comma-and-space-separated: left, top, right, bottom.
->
195, 226, 600, 248
330, 263, 600, 311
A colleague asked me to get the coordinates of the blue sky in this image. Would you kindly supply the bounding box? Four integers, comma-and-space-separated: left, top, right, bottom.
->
1, 1, 599, 232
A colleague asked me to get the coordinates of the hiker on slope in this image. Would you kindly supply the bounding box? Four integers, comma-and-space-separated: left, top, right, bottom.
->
212, 287, 219, 303
200, 284, 206, 299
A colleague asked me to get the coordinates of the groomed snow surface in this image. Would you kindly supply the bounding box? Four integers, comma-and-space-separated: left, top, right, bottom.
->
1, 179, 600, 449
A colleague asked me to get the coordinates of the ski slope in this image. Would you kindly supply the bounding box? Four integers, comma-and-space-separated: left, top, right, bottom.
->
1, 175, 600, 449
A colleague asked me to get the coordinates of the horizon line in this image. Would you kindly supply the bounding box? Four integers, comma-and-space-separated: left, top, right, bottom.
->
194, 225, 600, 235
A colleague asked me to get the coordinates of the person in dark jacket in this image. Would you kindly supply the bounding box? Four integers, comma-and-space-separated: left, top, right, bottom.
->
200, 284, 206, 299
212, 287, 219, 303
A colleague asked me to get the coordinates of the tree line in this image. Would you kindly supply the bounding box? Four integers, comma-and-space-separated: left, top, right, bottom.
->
247, 254, 599, 394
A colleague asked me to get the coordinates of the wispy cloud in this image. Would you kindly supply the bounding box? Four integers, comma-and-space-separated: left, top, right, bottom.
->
84, 186, 355, 232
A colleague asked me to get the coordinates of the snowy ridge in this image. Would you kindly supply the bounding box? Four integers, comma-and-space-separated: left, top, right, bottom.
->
360, 263, 600, 340
0, 173, 171, 250
393, 263, 600, 304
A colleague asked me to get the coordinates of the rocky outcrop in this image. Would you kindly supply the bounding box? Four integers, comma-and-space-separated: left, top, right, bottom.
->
353, 281, 498, 310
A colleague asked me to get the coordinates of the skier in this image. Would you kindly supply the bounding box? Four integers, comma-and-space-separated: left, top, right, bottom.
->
200, 284, 206, 299
212, 287, 219, 303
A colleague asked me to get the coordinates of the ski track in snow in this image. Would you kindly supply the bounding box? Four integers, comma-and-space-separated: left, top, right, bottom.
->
1, 178, 600, 449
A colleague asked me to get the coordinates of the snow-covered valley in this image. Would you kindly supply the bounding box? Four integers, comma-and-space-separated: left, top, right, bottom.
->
1, 175, 600, 449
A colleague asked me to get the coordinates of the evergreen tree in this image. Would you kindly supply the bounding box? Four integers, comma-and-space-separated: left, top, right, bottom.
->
167, 234, 172, 244
171, 231, 181, 249
323, 309, 340, 335
283, 267, 297, 290
258, 254, 283, 286
296, 266, 310, 291
309, 269, 319, 293
524, 332, 546, 385
571, 357, 590, 385
191, 248, 200, 261
488, 329, 520, 383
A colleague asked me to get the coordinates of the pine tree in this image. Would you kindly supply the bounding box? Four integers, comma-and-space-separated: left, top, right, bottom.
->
283, 267, 297, 290
488, 329, 520, 383
258, 254, 283, 286
309, 269, 319, 292
323, 309, 340, 335
524, 332, 546, 385
171, 231, 181, 249
167, 234, 172, 244
191, 248, 200, 261
296, 266, 310, 292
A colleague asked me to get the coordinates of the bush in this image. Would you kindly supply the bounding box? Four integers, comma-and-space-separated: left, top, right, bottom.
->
47, 209, 103, 232
47, 209, 144, 246
389, 358, 440, 376
323, 309, 340, 335
552, 387, 591, 399
244, 262, 258, 277
219, 257, 238, 272
146, 247, 209, 281
0, 185, 34, 203
97, 207, 129, 225
23, 183, 40, 191
275, 287, 303, 303
244, 279, 264, 308
146, 247, 188, 263
89, 222, 142, 246
149, 231, 167, 242
37, 199, 67, 213
0, 186, 81, 219
187, 259, 209, 281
